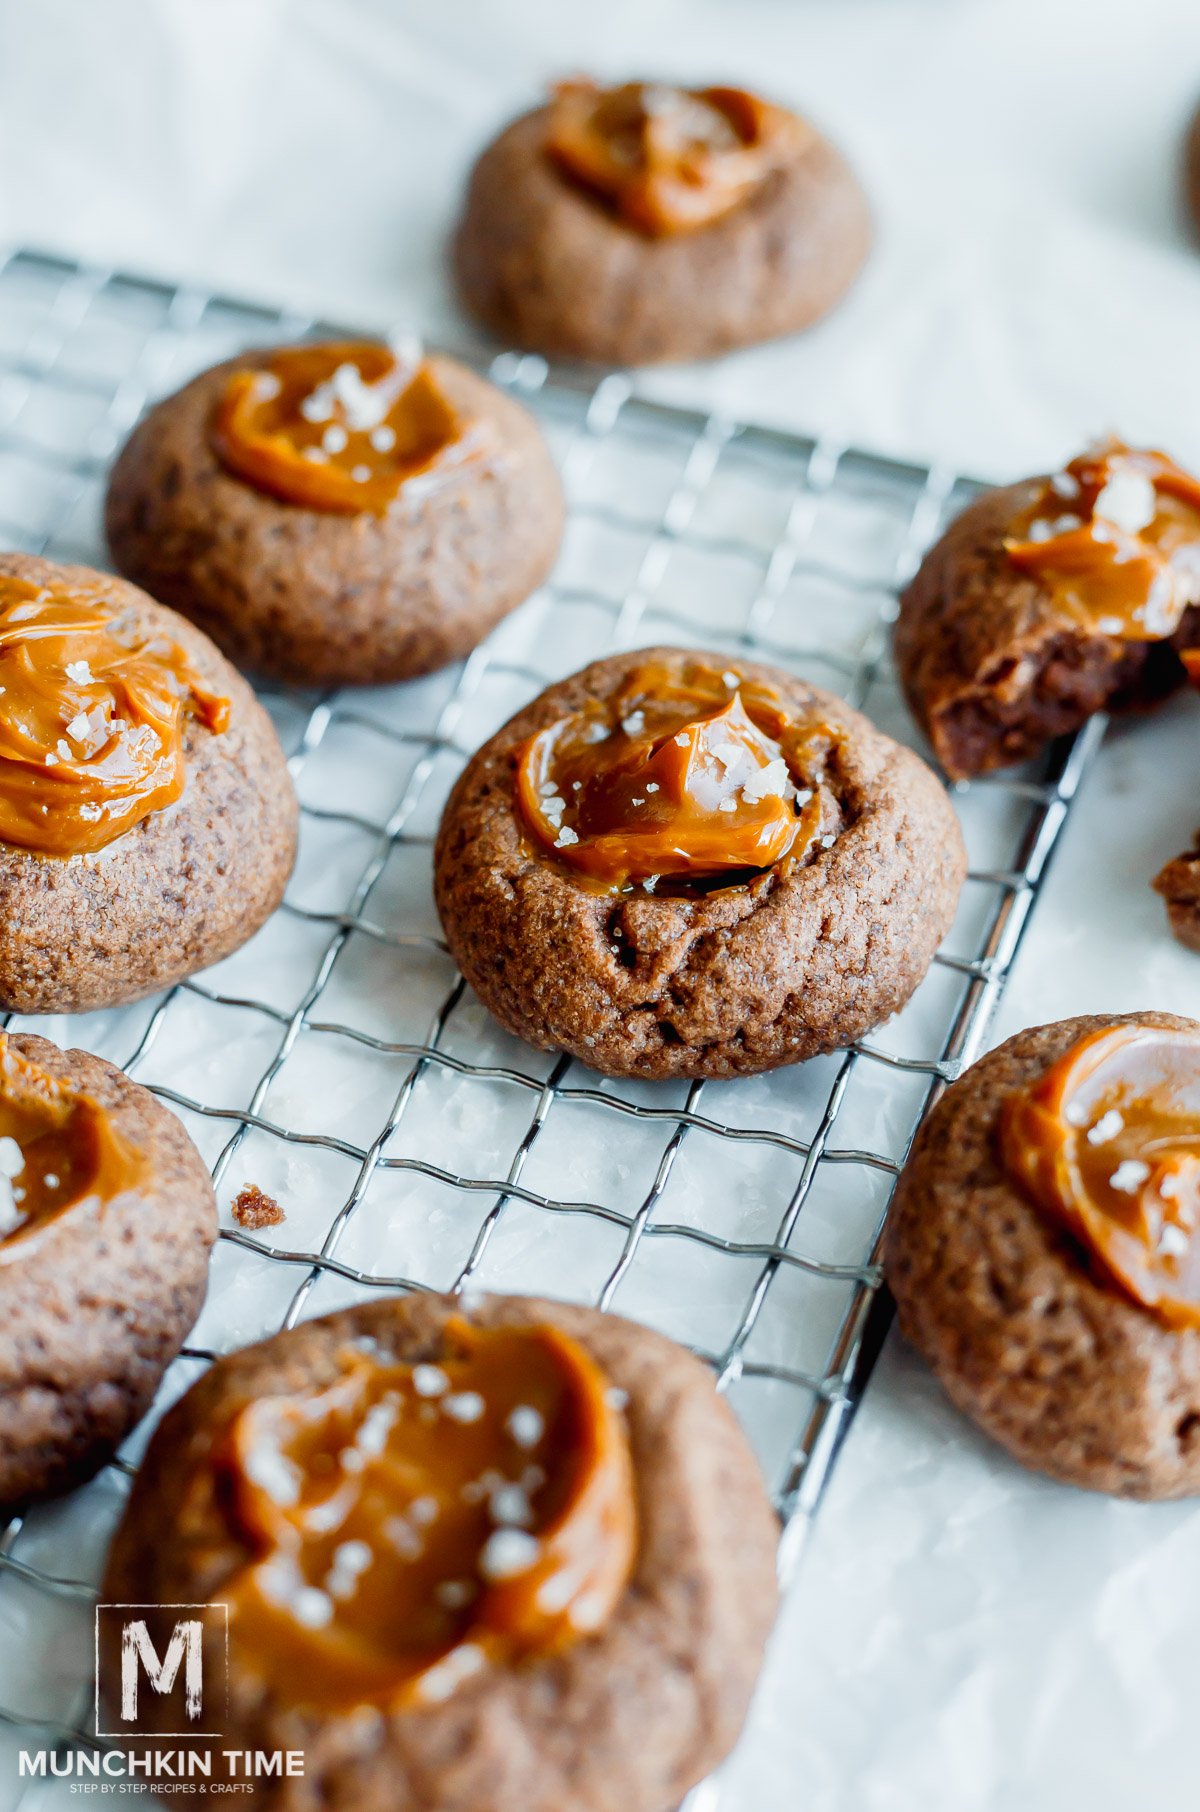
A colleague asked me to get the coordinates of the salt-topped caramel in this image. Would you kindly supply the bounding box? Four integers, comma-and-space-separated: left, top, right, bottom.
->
0, 1035, 146, 1259
545, 80, 809, 236
216, 1319, 636, 1709
516, 659, 842, 893
1004, 442, 1200, 641
0, 574, 229, 857
210, 341, 478, 515
999, 1022, 1200, 1328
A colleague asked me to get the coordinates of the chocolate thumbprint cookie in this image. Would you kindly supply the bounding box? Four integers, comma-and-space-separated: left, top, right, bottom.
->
454, 78, 870, 364
0, 553, 296, 1013
101, 1293, 778, 1812
434, 647, 965, 1078
106, 340, 564, 686
896, 440, 1200, 779
0, 1032, 216, 1509
887, 1013, 1200, 1498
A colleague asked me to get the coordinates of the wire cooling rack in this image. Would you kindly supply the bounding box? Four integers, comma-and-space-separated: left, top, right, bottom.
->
0, 245, 1103, 1806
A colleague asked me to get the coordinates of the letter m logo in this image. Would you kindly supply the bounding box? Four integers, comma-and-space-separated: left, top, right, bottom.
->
95, 1603, 228, 1737
120, 1619, 203, 1722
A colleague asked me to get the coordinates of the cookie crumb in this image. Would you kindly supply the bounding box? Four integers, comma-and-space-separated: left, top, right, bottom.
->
231, 1183, 285, 1230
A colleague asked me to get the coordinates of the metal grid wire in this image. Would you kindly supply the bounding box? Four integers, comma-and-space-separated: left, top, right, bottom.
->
0, 246, 1101, 1792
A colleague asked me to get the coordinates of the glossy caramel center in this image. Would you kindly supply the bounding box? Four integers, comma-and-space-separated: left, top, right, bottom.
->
1004, 442, 1200, 640
545, 80, 809, 236
210, 341, 477, 515
999, 1022, 1200, 1327
516, 660, 842, 893
0, 574, 229, 857
0, 1035, 146, 1259
216, 1320, 637, 1710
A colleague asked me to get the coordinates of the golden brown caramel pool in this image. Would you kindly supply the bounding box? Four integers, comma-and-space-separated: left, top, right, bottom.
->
545, 80, 808, 236
516, 659, 842, 892
210, 341, 478, 514
1004, 442, 1200, 641
216, 1319, 636, 1710
999, 1021, 1200, 1328
0, 1034, 146, 1257
0, 573, 229, 857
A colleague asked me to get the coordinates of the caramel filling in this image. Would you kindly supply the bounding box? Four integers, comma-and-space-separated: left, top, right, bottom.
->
0, 1035, 146, 1260
516, 660, 843, 893
999, 1022, 1200, 1328
0, 575, 229, 857
545, 79, 809, 236
1004, 442, 1200, 641
216, 1320, 636, 1710
210, 341, 480, 515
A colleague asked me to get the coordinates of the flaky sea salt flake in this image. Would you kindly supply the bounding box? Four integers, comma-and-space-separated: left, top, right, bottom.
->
479, 1528, 540, 1581
1086, 1110, 1124, 1145
742, 758, 789, 803
413, 1364, 450, 1398
507, 1405, 545, 1449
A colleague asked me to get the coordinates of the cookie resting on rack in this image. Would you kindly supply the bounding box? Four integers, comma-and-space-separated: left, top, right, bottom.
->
433, 647, 966, 1080
0, 553, 297, 1014
895, 440, 1200, 779
100, 1292, 779, 1812
0, 1032, 216, 1510
886, 1012, 1200, 1499
454, 78, 870, 365
105, 339, 564, 687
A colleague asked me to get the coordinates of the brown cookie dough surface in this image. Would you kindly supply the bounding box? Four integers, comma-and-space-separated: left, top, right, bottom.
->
0, 554, 297, 1014
434, 646, 965, 1080
886, 1012, 1200, 1499
453, 100, 870, 366
101, 1292, 779, 1812
895, 482, 1185, 780
0, 1033, 216, 1509
105, 352, 564, 688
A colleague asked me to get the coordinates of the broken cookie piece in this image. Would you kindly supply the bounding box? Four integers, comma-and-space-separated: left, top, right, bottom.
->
1154, 833, 1200, 952
896, 441, 1200, 779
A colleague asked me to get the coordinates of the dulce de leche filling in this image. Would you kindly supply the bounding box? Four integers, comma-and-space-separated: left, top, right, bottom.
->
0, 575, 229, 857
999, 1023, 1200, 1328
210, 341, 480, 515
545, 79, 809, 236
516, 661, 843, 894
215, 1319, 637, 1710
0, 1035, 146, 1260
1004, 442, 1200, 642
